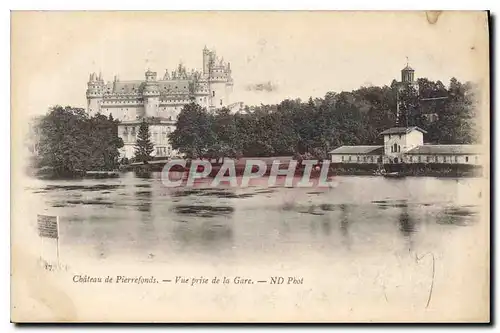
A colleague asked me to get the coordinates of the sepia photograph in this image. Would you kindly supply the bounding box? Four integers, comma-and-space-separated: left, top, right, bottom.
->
10, 10, 490, 323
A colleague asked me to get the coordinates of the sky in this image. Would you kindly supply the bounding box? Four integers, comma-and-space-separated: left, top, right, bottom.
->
12, 11, 489, 118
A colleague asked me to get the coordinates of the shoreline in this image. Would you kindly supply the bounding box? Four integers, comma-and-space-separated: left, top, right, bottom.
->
31, 161, 483, 180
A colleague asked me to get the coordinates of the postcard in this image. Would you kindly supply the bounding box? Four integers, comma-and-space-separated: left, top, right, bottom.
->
11, 11, 490, 322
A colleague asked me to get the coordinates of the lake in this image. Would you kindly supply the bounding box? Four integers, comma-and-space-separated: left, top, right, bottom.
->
18, 172, 488, 321
25, 172, 484, 265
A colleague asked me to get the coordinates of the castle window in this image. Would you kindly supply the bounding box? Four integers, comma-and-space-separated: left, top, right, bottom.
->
398, 145, 401, 153
455, 156, 458, 163
356, 156, 360, 162
348, 156, 352, 162
443, 156, 447, 163
341, 156, 344, 162
427, 156, 431, 163
435, 156, 438, 162
465, 156, 469, 163
418, 156, 422, 163
212, 91, 215, 97
475, 156, 478, 164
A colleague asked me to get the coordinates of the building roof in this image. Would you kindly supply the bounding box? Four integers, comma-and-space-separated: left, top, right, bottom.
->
106, 79, 193, 95
402, 65, 414, 71
406, 145, 481, 155
112, 81, 144, 94
379, 126, 427, 135
329, 146, 384, 155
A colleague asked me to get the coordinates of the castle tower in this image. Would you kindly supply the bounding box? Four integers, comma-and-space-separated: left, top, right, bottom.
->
86, 72, 104, 116
202, 45, 210, 75
201, 47, 234, 110
142, 70, 160, 118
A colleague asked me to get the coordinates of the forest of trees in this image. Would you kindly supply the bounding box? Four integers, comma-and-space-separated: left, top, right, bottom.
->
169, 77, 479, 160
32, 106, 124, 176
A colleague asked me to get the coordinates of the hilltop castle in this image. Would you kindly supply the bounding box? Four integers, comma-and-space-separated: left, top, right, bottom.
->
86, 47, 238, 159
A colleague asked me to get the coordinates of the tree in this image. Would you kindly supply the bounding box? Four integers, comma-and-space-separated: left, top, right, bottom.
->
168, 76, 478, 159
397, 84, 423, 128
134, 119, 155, 164
34, 105, 124, 176
36, 106, 90, 175
432, 78, 476, 144
87, 113, 124, 170
169, 102, 216, 159
209, 108, 240, 162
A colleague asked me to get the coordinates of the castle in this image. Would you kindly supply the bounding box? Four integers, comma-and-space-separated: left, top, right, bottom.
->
86, 47, 238, 159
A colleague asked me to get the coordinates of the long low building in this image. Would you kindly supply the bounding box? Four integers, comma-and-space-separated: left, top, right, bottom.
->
330, 146, 384, 164
329, 127, 482, 166
405, 144, 481, 165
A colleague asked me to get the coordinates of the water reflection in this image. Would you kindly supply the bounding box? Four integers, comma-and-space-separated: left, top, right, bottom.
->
135, 184, 152, 212
436, 206, 478, 226
397, 203, 416, 252
171, 220, 234, 253
320, 214, 332, 236
29, 174, 481, 263
172, 205, 234, 218
134, 184, 156, 253
169, 186, 236, 253
339, 204, 351, 250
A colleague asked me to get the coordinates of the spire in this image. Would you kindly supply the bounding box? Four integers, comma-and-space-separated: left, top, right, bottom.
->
406, 56, 409, 67
98, 71, 102, 81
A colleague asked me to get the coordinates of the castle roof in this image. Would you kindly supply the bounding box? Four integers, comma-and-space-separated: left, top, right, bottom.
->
402, 65, 414, 71
113, 81, 144, 94
108, 79, 193, 95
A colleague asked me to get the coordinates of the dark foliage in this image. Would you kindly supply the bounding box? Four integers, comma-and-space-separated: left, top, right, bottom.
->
134, 119, 155, 164
34, 106, 124, 175
170, 78, 479, 159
